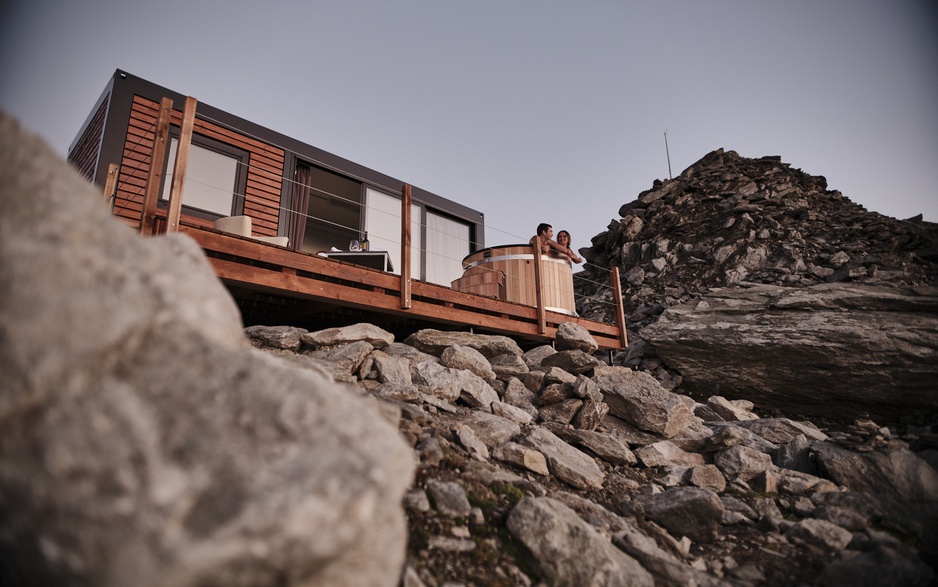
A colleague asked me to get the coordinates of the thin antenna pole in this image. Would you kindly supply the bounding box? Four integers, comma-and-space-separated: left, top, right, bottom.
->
664, 131, 673, 180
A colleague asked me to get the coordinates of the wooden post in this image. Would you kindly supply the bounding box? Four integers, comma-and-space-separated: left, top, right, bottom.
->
533, 238, 546, 334
165, 96, 197, 233
139, 97, 173, 235
103, 162, 119, 207
610, 266, 629, 348
400, 184, 412, 309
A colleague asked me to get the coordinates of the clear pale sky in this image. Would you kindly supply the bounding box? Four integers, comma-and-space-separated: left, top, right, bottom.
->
2, 0, 936, 252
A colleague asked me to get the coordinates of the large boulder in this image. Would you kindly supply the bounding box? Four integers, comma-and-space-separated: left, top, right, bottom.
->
594, 368, 697, 438
403, 329, 522, 358
0, 114, 415, 586
507, 497, 653, 587
642, 283, 938, 424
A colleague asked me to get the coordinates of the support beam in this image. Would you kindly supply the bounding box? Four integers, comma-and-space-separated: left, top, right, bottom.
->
610, 266, 628, 348
165, 96, 197, 233
400, 183, 412, 309
533, 239, 546, 334
103, 162, 119, 207
139, 97, 173, 235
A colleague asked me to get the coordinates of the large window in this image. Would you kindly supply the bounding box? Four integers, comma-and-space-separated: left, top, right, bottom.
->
365, 188, 421, 277
426, 211, 471, 286
161, 136, 246, 217
295, 164, 363, 254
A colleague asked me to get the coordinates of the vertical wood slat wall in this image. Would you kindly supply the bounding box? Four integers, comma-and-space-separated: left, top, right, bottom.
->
113, 96, 285, 236
67, 95, 110, 182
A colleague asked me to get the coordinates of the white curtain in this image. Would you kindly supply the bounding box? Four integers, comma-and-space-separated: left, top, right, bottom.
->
426, 211, 470, 286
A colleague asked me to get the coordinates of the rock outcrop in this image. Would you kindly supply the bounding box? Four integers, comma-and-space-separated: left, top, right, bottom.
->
575, 148, 938, 426
641, 282, 938, 423
577, 148, 938, 326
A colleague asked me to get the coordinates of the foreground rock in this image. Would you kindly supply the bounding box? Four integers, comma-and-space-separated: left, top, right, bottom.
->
0, 114, 415, 587
642, 282, 938, 423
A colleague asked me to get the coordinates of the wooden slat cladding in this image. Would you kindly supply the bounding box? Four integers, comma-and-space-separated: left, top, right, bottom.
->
67, 94, 109, 181
113, 96, 285, 234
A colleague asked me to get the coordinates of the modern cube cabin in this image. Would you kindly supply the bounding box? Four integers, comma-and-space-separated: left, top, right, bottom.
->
68, 69, 625, 348
69, 70, 483, 285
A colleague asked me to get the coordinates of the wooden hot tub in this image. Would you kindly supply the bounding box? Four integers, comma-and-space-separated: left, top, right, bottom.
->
451, 244, 576, 315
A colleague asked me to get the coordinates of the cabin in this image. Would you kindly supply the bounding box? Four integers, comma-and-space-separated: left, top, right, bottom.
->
69, 70, 626, 349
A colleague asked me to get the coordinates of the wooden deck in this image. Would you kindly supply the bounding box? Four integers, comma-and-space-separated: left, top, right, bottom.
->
181, 224, 626, 350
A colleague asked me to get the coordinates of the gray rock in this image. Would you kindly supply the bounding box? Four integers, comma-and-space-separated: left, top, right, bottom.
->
522, 344, 556, 368
538, 382, 573, 406
713, 445, 774, 481
785, 518, 853, 553
572, 374, 604, 402
812, 442, 938, 553
521, 427, 605, 490
507, 498, 653, 587
817, 543, 938, 587
686, 465, 727, 493
571, 399, 608, 431
634, 441, 705, 468
614, 524, 727, 587
302, 322, 394, 349
457, 371, 500, 409
453, 424, 489, 461
244, 324, 308, 350
639, 487, 725, 543
307, 340, 374, 377
541, 366, 578, 385
492, 442, 550, 476
383, 342, 439, 367
372, 383, 422, 403
774, 433, 814, 473
705, 395, 758, 421
736, 417, 828, 443
426, 480, 472, 518
551, 428, 638, 466
705, 423, 779, 454
540, 349, 603, 374
555, 322, 599, 353
458, 410, 522, 448
490, 401, 534, 426
404, 329, 523, 358
642, 283, 938, 424
412, 359, 498, 408
595, 368, 697, 438
0, 115, 414, 587
488, 352, 529, 379
440, 343, 496, 380
775, 468, 838, 496
539, 398, 583, 425
371, 350, 413, 385
502, 378, 538, 417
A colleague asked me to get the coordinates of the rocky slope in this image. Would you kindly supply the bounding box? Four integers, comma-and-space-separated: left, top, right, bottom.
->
244, 322, 938, 586
573, 149, 938, 426
576, 148, 938, 325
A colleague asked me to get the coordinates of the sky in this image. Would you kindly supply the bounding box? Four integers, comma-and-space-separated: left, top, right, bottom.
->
2, 0, 936, 253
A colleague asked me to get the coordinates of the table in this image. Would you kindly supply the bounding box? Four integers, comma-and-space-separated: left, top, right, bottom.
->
325, 251, 394, 272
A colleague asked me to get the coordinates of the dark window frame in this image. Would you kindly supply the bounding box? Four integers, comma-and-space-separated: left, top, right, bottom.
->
158, 129, 250, 221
